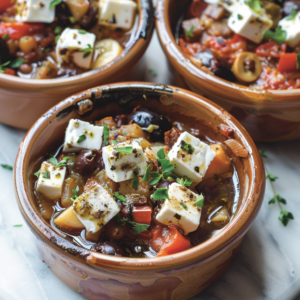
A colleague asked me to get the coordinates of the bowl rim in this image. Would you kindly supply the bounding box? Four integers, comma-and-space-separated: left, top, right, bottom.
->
0, 0, 154, 90
155, 0, 300, 103
14, 82, 265, 270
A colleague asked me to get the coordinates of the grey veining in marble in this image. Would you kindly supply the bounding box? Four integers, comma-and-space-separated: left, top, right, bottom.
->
1, 26, 300, 300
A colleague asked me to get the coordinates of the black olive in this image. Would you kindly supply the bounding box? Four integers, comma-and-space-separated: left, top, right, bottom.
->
157, 180, 173, 189
0, 37, 10, 64
129, 109, 172, 142
195, 49, 214, 68
55, 2, 72, 27
74, 149, 103, 176
79, 2, 98, 29
92, 241, 125, 257
282, 0, 300, 17
211, 58, 236, 82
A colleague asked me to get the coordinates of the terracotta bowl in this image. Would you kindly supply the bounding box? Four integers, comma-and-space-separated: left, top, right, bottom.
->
0, 0, 154, 130
14, 82, 265, 300
155, 0, 300, 142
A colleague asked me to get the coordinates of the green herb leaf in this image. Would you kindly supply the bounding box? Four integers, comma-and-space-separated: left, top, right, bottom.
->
128, 220, 150, 235
103, 122, 109, 146
237, 14, 243, 20
3, 33, 9, 41
157, 148, 166, 159
141, 165, 151, 182
77, 134, 86, 143
1, 164, 13, 170
262, 26, 286, 45
9, 57, 24, 69
186, 25, 195, 37
268, 196, 276, 204
113, 192, 127, 202
79, 44, 93, 52
43, 171, 50, 179
180, 140, 194, 154
194, 194, 204, 208
48, 155, 69, 168
83, 51, 91, 58
276, 194, 286, 204
286, 7, 297, 20
297, 54, 300, 69
163, 164, 175, 173
49, 0, 61, 8
152, 188, 169, 200
132, 168, 139, 190
148, 69, 157, 76
69, 185, 79, 201
176, 176, 193, 187
78, 30, 88, 34
34, 170, 41, 177
162, 171, 177, 179
114, 146, 133, 154
55, 34, 60, 44
180, 202, 188, 210
111, 140, 118, 144
13, 224, 22, 227
259, 149, 267, 158
148, 174, 162, 185
266, 174, 278, 182
69, 16, 75, 23
244, 0, 263, 13
279, 209, 294, 226
54, 26, 61, 35
0, 60, 11, 72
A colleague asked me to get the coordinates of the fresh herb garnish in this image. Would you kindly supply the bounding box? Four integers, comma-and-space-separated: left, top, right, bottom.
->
297, 54, 300, 69
123, 218, 150, 235
186, 25, 195, 37
78, 30, 88, 34
148, 69, 157, 76
49, 0, 61, 8
13, 224, 22, 227
286, 7, 297, 20
48, 155, 70, 168
103, 122, 109, 146
111, 140, 118, 144
266, 174, 278, 182
114, 146, 133, 154
3, 33, 9, 41
244, 0, 263, 13
180, 202, 187, 210
152, 188, 169, 201
278, 209, 294, 226
0, 60, 10, 73
194, 194, 204, 208
34, 170, 41, 177
43, 171, 50, 179
180, 140, 194, 154
1, 164, 13, 170
132, 167, 139, 190
141, 165, 151, 182
259, 149, 267, 158
157, 148, 166, 159
79, 44, 93, 58
262, 26, 286, 45
10, 57, 25, 69
237, 14, 243, 20
54, 26, 62, 35
77, 134, 86, 143
176, 176, 193, 187
69, 16, 75, 23
148, 172, 162, 185
69, 186, 79, 201
113, 192, 127, 202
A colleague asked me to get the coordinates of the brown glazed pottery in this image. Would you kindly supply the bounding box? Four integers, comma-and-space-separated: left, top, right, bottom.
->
155, 0, 300, 142
14, 82, 265, 299
0, 0, 154, 130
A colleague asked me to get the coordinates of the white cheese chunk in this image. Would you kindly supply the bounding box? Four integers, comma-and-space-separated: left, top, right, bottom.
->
203, 0, 220, 5
102, 140, 147, 182
168, 132, 215, 183
227, 3, 273, 43
63, 119, 103, 153
278, 12, 300, 48
99, 0, 136, 31
156, 183, 202, 235
36, 161, 66, 199
16, 0, 55, 23
73, 184, 120, 233
56, 28, 96, 69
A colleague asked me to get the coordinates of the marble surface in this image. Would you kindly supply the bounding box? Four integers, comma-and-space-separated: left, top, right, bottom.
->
1, 27, 300, 300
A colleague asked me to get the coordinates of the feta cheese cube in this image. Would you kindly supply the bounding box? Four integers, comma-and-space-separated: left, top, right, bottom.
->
102, 140, 147, 182
168, 132, 215, 183
99, 0, 136, 31
16, 0, 55, 23
73, 184, 120, 233
36, 161, 66, 199
56, 28, 96, 69
227, 3, 273, 43
278, 12, 300, 48
63, 119, 103, 153
156, 183, 202, 235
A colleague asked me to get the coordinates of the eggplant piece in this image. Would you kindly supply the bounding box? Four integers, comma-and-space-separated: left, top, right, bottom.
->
0, 37, 10, 64
129, 108, 172, 142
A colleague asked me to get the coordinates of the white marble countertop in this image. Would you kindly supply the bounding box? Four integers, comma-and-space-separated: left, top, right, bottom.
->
1, 23, 300, 300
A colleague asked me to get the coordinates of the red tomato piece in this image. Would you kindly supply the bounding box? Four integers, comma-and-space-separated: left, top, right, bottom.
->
132, 206, 153, 225
157, 226, 191, 257
187, 0, 208, 18
277, 53, 298, 73
255, 42, 286, 58
4, 69, 15, 76
0, 23, 45, 40
0, 0, 14, 13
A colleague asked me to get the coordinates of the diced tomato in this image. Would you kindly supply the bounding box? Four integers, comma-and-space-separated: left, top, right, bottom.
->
0, 0, 15, 13
255, 42, 286, 58
277, 53, 298, 73
156, 226, 191, 257
0, 23, 45, 40
187, 0, 208, 18
132, 206, 153, 225
4, 69, 15, 76
83, 177, 100, 192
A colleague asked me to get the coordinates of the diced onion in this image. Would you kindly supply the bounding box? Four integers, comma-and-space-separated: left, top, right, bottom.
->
224, 139, 248, 158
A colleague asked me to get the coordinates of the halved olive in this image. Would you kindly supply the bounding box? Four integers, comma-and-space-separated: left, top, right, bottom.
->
232, 52, 262, 83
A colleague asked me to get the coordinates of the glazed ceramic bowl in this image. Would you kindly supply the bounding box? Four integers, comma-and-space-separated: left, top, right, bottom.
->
0, 0, 154, 130
14, 82, 265, 300
155, 0, 300, 142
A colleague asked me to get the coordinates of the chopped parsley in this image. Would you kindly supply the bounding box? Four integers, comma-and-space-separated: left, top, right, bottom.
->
54, 26, 62, 35
69, 186, 79, 201
43, 172, 50, 179
103, 122, 109, 145
148, 172, 162, 185
79, 44, 93, 58
78, 30, 88, 34
278, 210, 294, 227
13, 224, 23, 227
237, 14, 243, 20
0, 60, 10, 73
180, 202, 187, 210
69, 16, 75, 24
114, 146, 133, 154
34, 170, 41, 177
77, 134, 86, 143
48, 155, 70, 168
132, 167, 139, 190
123, 218, 150, 235
262, 26, 286, 45
186, 25, 195, 37
141, 165, 151, 182
111, 140, 118, 144
152, 188, 169, 201
180, 140, 194, 154
194, 194, 204, 208
176, 176, 193, 187
244, 0, 263, 13
113, 192, 127, 202
1, 164, 13, 170
9, 57, 25, 69
49, 0, 61, 9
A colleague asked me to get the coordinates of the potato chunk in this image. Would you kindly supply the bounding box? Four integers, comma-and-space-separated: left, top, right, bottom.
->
54, 206, 84, 230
